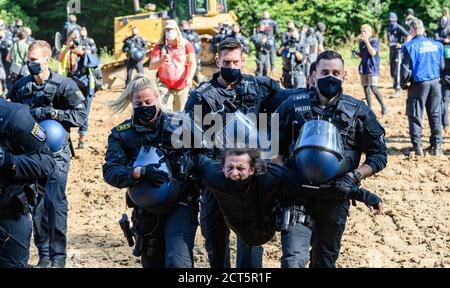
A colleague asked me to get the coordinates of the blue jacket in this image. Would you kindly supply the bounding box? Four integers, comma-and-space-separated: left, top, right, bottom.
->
401, 35, 444, 86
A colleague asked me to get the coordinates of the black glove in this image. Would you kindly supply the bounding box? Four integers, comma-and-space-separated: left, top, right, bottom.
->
173, 150, 196, 182
335, 174, 359, 198
31, 107, 57, 120
0, 146, 12, 170
140, 164, 169, 187
335, 174, 382, 207
358, 188, 382, 207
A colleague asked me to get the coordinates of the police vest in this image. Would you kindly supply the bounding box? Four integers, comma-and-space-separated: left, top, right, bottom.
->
289, 91, 364, 170
20, 73, 67, 109
403, 36, 443, 82
196, 75, 263, 114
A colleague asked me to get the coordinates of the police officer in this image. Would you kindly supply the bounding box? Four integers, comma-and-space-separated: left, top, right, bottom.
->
387, 12, 409, 94
80, 27, 98, 55
122, 27, 147, 86
281, 21, 297, 44
404, 8, 417, 31
251, 22, 271, 76
277, 28, 306, 89
0, 28, 13, 92
261, 11, 279, 72
225, 24, 250, 54
275, 50, 387, 268
103, 75, 199, 268
59, 30, 99, 149
304, 27, 318, 79
62, 15, 81, 44
7, 40, 86, 268
435, 8, 450, 43
10, 19, 24, 41
181, 21, 201, 83
400, 19, 444, 157
184, 38, 282, 268
0, 98, 55, 268
315, 22, 326, 54
210, 23, 231, 54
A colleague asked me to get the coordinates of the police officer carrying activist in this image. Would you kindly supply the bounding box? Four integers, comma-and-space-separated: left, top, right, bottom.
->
251, 22, 272, 76
123, 27, 147, 86
277, 27, 307, 89
103, 75, 199, 268
184, 38, 282, 268
190, 147, 384, 268
387, 12, 410, 94
400, 19, 444, 157
261, 11, 279, 73
181, 20, 201, 83
274, 50, 387, 268
0, 98, 55, 268
7, 40, 86, 268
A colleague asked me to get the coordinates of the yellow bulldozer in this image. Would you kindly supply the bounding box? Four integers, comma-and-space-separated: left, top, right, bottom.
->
101, 0, 237, 88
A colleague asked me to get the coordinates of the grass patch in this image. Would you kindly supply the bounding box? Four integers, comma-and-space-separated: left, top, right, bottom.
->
99, 47, 116, 64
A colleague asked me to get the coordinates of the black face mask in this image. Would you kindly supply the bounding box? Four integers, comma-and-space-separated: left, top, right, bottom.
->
134, 105, 158, 124
317, 76, 342, 99
27, 61, 42, 75
220, 67, 242, 84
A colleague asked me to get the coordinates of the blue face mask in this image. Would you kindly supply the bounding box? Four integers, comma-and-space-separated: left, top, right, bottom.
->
220, 67, 242, 84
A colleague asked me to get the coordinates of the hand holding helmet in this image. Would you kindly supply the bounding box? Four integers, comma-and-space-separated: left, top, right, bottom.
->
140, 163, 169, 186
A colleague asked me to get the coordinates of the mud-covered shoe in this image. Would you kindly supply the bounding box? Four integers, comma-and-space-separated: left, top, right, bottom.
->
35, 257, 51, 268
429, 144, 444, 156
51, 258, 66, 268
412, 146, 424, 157
77, 141, 85, 149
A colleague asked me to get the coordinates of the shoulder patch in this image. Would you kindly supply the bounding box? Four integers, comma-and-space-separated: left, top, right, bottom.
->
76, 90, 86, 101
116, 122, 132, 132
31, 123, 46, 142
195, 82, 211, 93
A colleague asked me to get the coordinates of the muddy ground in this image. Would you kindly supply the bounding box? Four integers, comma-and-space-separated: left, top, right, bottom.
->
29, 64, 450, 268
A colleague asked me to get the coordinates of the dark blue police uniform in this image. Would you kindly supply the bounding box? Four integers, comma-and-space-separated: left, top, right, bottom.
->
0, 98, 55, 268
276, 89, 387, 268
184, 72, 282, 268
7, 70, 86, 267
103, 112, 199, 268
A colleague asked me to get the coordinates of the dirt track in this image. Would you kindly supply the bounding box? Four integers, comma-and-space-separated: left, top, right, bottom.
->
30, 64, 450, 268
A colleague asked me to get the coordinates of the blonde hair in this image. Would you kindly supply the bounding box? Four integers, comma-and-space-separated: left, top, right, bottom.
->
361, 24, 373, 36
108, 74, 160, 114
28, 40, 52, 58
